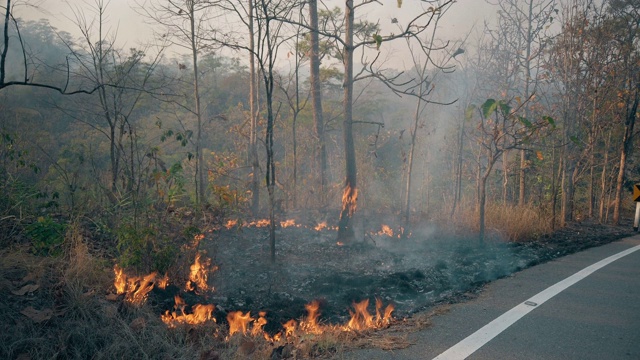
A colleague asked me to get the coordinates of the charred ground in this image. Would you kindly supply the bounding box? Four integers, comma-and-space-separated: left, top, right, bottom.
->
151, 215, 637, 335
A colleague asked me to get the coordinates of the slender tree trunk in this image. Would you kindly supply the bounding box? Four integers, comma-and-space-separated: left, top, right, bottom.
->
612, 96, 637, 224
189, 3, 205, 207
249, 0, 260, 216
503, 150, 509, 206
402, 96, 422, 236
309, 0, 327, 205
599, 130, 611, 223
337, 0, 356, 243
450, 114, 464, 217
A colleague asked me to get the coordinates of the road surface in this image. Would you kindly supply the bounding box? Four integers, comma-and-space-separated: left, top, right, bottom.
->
345, 234, 640, 359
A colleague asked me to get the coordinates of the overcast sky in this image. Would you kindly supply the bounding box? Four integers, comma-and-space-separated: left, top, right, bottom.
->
19, 0, 496, 69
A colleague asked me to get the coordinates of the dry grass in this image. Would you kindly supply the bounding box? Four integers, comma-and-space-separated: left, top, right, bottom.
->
0, 222, 203, 360
435, 201, 552, 242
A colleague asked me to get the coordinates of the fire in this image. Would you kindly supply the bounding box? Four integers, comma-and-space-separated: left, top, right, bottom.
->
280, 219, 296, 228
251, 311, 268, 336
225, 219, 238, 229
341, 185, 358, 217
380, 224, 394, 237
247, 219, 270, 227
300, 300, 322, 333
157, 273, 169, 290
227, 311, 253, 336
185, 252, 216, 292
161, 295, 216, 327
344, 298, 394, 331
314, 222, 327, 231
113, 265, 158, 305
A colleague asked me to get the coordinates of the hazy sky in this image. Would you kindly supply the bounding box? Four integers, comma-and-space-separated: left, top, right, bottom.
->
19, 0, 495, 68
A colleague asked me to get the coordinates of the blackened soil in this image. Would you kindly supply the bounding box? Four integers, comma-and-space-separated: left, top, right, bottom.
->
168, 219, 636, 332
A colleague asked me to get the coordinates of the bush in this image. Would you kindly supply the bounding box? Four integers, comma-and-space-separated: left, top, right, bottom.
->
25, 216, 67, 256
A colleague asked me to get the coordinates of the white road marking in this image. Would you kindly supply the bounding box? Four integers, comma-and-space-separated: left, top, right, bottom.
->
433, 243, 640, 360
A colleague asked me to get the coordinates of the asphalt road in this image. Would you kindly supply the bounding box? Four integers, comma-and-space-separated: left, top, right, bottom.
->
345, 234, 640, 360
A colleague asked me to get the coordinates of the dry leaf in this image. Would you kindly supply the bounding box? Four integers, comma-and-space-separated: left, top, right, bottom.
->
21, 306, 53, 323
12, 284, 39, 296
105, 293, 120, 301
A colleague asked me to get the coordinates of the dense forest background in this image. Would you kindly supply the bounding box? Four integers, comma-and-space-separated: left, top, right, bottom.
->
1, 0, 638, 264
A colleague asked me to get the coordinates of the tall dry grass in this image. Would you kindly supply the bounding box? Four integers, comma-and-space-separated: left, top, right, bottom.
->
434, 200, 553, 242
0, 221, 203, 360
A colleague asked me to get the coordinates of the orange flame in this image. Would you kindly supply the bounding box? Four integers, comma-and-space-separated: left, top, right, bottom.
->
157, 273, 169, 290
314, 222, 328, 231
380, 225, 394, 237
300, 300, 322, 334
185, 253, 216, 292
161, 295, 216, 327
342, 185, 358, 217
251, 311, 268, 336
225, 219, 238, 229
282, 319, 297, 337
227, 311, 253, 336
113, 265, 157, 305
344, 298, 395, 331
280, 219, 296, 228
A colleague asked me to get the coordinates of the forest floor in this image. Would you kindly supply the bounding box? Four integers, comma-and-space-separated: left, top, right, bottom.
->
157, 214, 638, 336
2, 212, 637, 359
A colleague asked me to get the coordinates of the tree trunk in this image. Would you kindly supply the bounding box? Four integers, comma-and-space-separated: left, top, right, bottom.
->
249, 0, 260, 216
337, 0, 356, 244
402, 96, 422, 237
189, 3, 205, 207
612, 96, 637, 224
599, 130, 611, 223
309, 0, 327, 205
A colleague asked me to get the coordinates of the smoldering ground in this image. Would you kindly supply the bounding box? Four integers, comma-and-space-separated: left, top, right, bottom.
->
148, 216, 635, 334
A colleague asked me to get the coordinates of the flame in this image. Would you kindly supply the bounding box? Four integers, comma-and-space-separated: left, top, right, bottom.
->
251, 311, 268, 336
380, 225, 394, 237
225, 219, 238, 229
344, 298, 394, 331
157, 273, 169, 290
185, 253, 217, 292
341, 185, 358, 217
113, 265, 157, 305
280, 219, 296, 228
282, 319, 297, 337
300, 300, 322, 333
247, 219, 270, 227
314, 222, 327, 231
114, 265, 127, 294
227, 311, 253, 336
161, 295, 216, 327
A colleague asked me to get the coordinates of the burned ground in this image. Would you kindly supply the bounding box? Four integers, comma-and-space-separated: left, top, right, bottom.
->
176, 217, 637, 334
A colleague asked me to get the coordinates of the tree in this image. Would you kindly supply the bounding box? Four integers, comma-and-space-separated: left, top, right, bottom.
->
469, 99, 552, 242
336, 0, 454, 243
1, 0, 102, 94
138, 0, 216, 208
608, 0, 639, 224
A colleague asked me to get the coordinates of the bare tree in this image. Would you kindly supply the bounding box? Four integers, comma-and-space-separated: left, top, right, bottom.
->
137, 0, 217, 208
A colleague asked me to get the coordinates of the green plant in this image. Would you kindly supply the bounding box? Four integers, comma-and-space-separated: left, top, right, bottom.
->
116, 223, 179, 273
25, 216, 67, 256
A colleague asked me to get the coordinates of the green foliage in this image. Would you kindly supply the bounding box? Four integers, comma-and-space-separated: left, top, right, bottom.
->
115, 224, 176, 273
25, 216, 67, 256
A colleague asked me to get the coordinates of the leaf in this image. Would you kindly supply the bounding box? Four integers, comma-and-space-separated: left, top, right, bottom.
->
373, 34, 383, 50
12, 284, 39, 296
397, 0, 402, 7
518, 116, 533, 128
498, 101, 511, 116
481, 99, 498, 118
21, 306, 53, 323
536, 151, 544, 161
544, 116, 556, 128
187, 152, 194, 161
